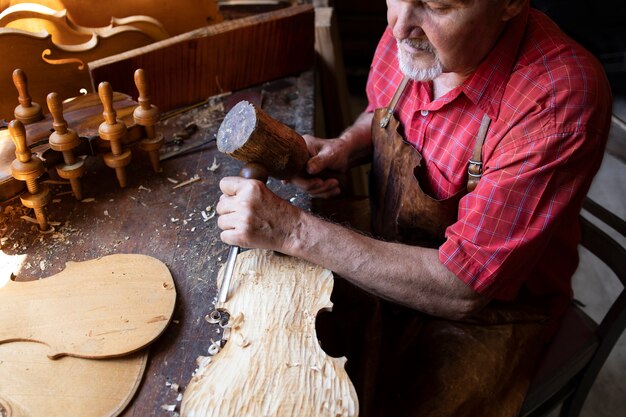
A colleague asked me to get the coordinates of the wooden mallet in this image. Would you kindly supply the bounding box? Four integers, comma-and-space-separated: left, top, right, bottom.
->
216, 100, 309, 181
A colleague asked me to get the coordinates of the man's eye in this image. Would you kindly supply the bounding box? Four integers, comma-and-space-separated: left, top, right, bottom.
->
424, 1, 452, 13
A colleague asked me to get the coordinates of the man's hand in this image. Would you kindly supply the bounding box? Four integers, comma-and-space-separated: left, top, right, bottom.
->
286, 111, 375, 199
286, 135, 352, 198
217, 176, 302, 254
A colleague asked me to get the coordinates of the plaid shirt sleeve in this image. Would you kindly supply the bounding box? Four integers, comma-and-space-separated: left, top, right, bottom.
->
439, 46, 612, 300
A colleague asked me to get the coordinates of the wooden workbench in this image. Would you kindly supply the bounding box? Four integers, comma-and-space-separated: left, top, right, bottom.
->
0, 70, 315, 416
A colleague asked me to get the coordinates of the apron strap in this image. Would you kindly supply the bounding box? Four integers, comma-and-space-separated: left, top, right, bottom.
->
467, 114, 491, 192
379, 77, 410, 128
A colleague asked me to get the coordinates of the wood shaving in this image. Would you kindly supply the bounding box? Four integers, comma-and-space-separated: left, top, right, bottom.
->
201, 207, 216, 222
167, 177, 179, 184
43, 179, 70, 185
196, 355, 212, 367
207, 157, 220, 172
138, 185, 152, 192
20, 215, 39, 224
235, 333, 250, 348
207, 339, 221, 356
81, 198, 95, 203
172, 175, 200, 189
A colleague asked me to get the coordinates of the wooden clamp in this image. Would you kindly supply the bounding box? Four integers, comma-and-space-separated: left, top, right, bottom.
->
47, 92, 86, 200
133, 68, 164, 172
8, 119, 51, 231
12, 68, 43, 124
98, 81, 132, 187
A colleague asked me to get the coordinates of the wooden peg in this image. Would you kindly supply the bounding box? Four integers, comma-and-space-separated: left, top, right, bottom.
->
9, 120, 51, 231
98, 81, 132, 188
12, 69, 43, 124
47, 92, 86, 200
133, 69, 164, 172
216, 100, 309, 180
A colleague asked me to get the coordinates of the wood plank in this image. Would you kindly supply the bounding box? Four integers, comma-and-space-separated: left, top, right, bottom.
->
0, 254, 176, 359
57, 0, 222, 36
0, 342, 147, 417
88, 5, 315, 113
314, 6, 352, 137
181, 249, 358, 417
0, 27, 162, 121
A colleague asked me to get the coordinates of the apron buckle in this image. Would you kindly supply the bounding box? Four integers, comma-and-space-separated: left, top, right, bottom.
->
379, 108, 393, 128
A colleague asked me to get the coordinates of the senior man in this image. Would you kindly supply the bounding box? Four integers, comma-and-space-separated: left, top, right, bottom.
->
217, 0, 613, 415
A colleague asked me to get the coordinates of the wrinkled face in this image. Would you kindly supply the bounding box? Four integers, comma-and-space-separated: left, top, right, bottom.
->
387, 0, 521, 80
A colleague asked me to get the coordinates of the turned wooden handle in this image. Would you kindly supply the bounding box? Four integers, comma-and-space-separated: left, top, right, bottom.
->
98, 81, 117, 125
8, 120, 30, 163
47, 92, 68, 135
217, 100, 309, 180
134, 68, 151, 110
12, 68, 31, 107
240, 162, 269, 183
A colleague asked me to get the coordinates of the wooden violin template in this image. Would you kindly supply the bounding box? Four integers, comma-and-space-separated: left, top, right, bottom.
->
0, 254, 176, 359
0, 342, 147, 417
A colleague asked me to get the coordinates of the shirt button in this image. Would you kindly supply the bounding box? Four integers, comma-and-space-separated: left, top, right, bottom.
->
420, 110, 429, 116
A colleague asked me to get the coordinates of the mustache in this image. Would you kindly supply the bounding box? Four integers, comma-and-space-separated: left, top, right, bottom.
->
398, 38, 435, 53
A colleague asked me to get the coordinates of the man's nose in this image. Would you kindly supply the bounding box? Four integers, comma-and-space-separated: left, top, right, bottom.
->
391, 3, 424, 40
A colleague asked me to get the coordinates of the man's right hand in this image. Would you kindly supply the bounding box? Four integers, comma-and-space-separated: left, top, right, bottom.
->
287, 135, 352, 198
288, 111, 375, 198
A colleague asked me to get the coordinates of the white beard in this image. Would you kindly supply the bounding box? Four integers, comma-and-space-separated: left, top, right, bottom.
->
396, 38, 443, 81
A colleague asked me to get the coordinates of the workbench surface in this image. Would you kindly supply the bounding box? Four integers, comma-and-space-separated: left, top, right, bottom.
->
0, 71, 314, 416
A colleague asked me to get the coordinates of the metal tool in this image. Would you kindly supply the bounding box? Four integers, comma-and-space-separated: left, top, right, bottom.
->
217, 245, 240, 304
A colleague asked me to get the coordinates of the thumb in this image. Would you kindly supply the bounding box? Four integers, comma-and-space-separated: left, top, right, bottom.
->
307, 153, 331, 175
306, 154, 322, 175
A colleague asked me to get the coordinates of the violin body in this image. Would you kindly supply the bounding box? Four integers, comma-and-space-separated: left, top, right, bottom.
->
181, 249, 358, 417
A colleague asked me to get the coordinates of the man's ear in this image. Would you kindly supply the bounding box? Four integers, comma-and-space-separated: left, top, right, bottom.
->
501, 0, 526, 22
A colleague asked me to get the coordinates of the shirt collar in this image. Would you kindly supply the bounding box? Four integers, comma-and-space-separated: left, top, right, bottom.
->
461, 2, 530, 120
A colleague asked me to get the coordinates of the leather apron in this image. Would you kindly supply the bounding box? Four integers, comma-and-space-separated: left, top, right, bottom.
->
317, 78, 556, 417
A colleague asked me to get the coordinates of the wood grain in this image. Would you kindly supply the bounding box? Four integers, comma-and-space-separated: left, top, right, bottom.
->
216, 100, 309, 180
0, 341, 147, 417
0, 26, 162, 121
0, 254, 176, 359
181, 249, 358, 417
89, 5, 315, 114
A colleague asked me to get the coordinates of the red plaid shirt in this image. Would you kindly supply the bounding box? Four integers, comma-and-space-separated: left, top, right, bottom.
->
365, 4, 612, 312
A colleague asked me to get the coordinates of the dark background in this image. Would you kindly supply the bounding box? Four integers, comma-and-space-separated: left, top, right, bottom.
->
331, 0, 626, 96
